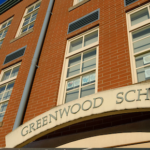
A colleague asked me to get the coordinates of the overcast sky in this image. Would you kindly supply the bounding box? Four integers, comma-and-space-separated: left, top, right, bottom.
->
0, 0, 7, 5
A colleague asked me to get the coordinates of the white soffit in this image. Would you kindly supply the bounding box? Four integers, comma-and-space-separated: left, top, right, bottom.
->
58, 132, 150, 148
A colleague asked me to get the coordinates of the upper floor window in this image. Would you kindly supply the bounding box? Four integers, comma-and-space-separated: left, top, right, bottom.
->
73, 0, 84, 5
127, 2, 150, 83
0, 18, 12, 47
1, 65, 20, 82
0, 63, 20, 122
16, 0, 41, 37
57, 27, 99, 105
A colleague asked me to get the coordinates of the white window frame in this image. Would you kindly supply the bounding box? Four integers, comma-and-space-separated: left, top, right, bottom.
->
57, 27, 99, 105
0, 63, 21, 122
15, 0, 41, 37
0, 81, 15, 105
126, 2, 150, 83
73, 0, 84, 5
0, 63, 21, 85
0, 18, 13, 47
0, 80, 15, 122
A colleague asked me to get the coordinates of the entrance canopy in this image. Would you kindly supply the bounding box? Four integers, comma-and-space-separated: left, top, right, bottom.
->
6, 81, 150, 148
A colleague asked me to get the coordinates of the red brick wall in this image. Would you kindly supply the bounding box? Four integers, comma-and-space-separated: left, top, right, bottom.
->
24, 0, 150, 123
0, 0, 49, 147
0, 0, 149, 147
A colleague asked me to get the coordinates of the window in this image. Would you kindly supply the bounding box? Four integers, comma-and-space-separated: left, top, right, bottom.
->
0, 18, 12, 47
73, 0, 84, 5
0, 63, 20, 122
16, 0, 41, 37
1, 66, 20, 82
126, 3, 150, 83
57, 27, 99, 105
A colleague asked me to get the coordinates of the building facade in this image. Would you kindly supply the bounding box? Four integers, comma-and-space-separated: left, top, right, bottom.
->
0, 0, 150, 148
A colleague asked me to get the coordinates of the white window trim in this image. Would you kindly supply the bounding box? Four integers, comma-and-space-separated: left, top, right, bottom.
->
0, 62, 21, 86
126, 2, 150, 84
66, 27, 99, 58
15, 0, 41, 37
0, 18, 13, 46
0, 80, 15, 122
0, 18, 13, 33
0, 62, 21, 122
57, 27, 99, 105
0, 80, 15, 102
73, 0, 84, 5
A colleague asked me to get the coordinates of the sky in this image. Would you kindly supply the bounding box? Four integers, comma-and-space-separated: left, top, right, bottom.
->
0, 0, 7, 5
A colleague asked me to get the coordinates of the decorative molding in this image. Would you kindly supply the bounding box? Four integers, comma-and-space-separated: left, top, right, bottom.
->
10, 29, 33, 43
68, 0, 90, 12
0, 0, 23, 15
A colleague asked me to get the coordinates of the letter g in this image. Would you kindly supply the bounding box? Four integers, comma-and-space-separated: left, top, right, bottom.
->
21, 126, 28, 136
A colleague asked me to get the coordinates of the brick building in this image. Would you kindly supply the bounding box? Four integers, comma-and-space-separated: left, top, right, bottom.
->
0, 0, 150, 148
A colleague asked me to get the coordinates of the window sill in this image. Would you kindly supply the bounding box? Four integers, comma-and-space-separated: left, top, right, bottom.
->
10, 28, 33, 43
0, 122, 3, 127
68, 0, 90, 12
134, 79, 150, 85
67, 21, 99, 39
